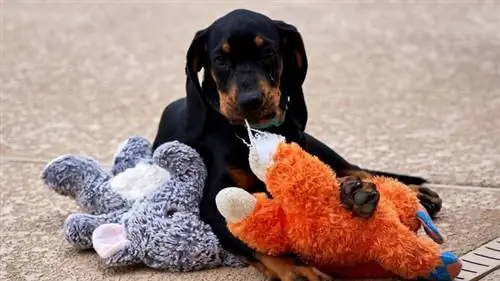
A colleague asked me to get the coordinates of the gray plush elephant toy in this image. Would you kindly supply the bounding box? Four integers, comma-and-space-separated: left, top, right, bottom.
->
42, 136, 246, 272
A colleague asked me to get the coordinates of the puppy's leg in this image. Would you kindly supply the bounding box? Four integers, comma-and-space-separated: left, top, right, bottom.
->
249, 260, 279, 281
341, 170, 442, 218
255, 253, 332, 281
408, 185, 442, 218
302, 133, 442, 218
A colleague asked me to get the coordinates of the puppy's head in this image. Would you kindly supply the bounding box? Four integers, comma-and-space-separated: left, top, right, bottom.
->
208, 27, 283, 127
185, 9, 308, 131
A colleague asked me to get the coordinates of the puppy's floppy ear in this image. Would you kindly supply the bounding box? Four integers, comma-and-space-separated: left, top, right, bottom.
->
186, 29, 207, 93
274, 20, 308, 131
274, 20, 308, 86
185, 28, 208, 139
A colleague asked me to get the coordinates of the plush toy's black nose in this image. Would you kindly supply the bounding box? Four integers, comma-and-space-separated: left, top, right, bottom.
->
237, 91, 263, 110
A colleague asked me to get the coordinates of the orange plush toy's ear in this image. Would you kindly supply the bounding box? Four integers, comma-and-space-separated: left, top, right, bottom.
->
216, 189, 290, 256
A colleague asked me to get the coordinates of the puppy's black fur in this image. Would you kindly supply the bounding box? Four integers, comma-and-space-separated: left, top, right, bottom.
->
153, 9, 442, 280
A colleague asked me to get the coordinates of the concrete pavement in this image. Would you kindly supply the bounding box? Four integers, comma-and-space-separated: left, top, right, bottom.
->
1, 1, 499, 280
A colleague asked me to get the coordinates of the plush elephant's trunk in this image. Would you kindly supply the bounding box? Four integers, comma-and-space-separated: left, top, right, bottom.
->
42, 155, 111, 201
215, 188, 257, 223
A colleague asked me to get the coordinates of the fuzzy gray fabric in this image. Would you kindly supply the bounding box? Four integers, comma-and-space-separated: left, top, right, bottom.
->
110, 137, 154, 175
41, 136, 246, 272
41, 138, 147, 216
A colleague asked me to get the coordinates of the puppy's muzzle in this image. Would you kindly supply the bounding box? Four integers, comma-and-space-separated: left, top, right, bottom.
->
237, 91, 264, 111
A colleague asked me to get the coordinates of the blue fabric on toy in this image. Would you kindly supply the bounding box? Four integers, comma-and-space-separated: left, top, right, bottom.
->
417, 208, 444, 244
425, 251, 462, 281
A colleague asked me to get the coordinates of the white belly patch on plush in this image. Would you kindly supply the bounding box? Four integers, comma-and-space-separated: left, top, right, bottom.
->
110, 162, 171, 200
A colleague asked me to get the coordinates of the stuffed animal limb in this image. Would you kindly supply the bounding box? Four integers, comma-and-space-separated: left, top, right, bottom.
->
360, 192, 454, 281
151, 140, 207, 202
91, 140, 246, 271
364, 209, 441, 279
62, 209, 127, 249
216, 189, 289, 255
42, 154, 127, 215
338, 177, 455, 280
42, 136, 153, 215
111, 136, 154, 175
369, 177, 444, 243
370, 226, 455, 280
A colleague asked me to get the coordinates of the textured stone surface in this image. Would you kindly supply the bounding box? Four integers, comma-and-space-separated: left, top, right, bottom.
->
1, 1, 500, 281
0, 162, 263, 281
1, 1, 500, 186
1, 163, 499, 281
482, 270, 500, 281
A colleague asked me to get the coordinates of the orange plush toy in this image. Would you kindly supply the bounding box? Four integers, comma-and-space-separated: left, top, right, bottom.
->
215, 126, 462, 281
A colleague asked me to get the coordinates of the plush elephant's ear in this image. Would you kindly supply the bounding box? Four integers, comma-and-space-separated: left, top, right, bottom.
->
92, 224, 130, 259
111, 136, 153, 175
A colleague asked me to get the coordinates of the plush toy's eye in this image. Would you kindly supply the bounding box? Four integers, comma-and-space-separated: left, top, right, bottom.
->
165, 208, 177, 218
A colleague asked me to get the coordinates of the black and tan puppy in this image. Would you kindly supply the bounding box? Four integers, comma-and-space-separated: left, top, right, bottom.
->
153, 9, 442, 281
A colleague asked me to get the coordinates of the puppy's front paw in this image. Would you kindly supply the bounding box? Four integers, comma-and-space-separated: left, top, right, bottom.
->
410, 185, 442, 219
340, 176, 380, 218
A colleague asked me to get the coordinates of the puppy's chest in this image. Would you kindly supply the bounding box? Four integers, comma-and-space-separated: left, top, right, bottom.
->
224, 153, 266, 192
213, 135, 267, 192
226, 165, 265, 192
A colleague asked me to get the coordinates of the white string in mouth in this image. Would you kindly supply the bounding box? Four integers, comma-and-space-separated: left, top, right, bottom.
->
238, 119, 286, 181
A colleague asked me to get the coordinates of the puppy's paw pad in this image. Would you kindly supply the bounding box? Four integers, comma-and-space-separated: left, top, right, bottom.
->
340, 177, 380, 218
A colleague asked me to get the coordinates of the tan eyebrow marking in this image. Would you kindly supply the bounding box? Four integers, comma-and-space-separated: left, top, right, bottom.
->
222, 42, 231, 53
254, 36, 264, 47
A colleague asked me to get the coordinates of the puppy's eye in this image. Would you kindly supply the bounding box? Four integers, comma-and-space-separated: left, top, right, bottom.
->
262, 49, 276, 59
214, 55, 226, 66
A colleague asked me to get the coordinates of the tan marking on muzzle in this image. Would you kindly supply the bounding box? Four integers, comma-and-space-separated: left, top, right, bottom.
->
258, 79, 282, 117
217, 82, 239, 119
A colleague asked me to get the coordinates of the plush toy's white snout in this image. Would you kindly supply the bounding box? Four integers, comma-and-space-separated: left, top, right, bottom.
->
215, 187, 257, 223
244, 125, 285, 182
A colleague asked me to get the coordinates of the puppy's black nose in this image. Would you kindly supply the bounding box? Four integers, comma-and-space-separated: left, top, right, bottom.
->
237, 91, 263, 110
